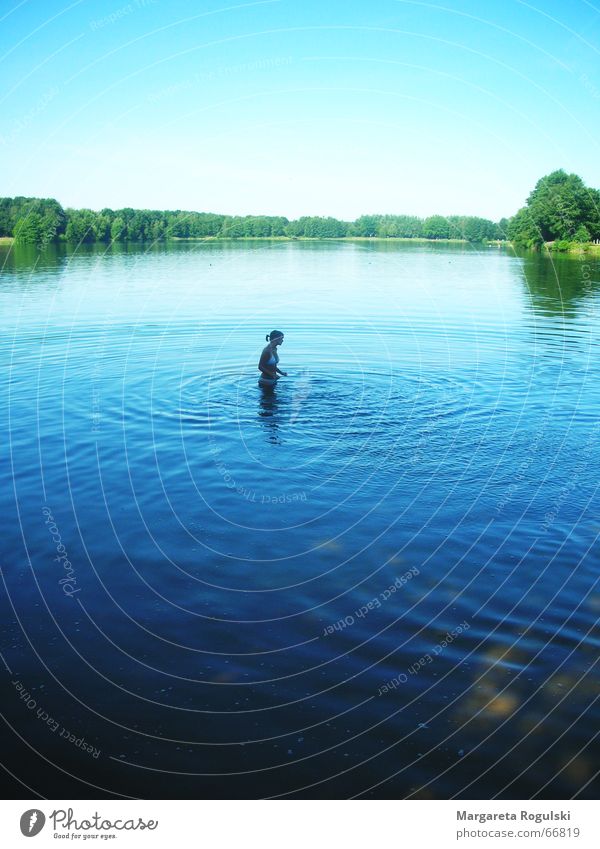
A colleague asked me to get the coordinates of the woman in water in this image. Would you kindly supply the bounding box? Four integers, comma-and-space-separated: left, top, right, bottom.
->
258, 330, 287, 387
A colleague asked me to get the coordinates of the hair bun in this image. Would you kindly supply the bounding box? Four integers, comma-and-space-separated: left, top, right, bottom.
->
265, 333, 269, 341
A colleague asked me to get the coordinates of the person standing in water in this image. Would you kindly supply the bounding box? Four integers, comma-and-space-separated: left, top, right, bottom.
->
258, 330, 287, 387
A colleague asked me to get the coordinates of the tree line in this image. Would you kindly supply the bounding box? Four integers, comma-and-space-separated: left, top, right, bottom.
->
2, 170, 598, 248
0, 197, 504, 246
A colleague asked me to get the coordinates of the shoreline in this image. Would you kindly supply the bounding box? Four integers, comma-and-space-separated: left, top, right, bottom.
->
171, 235, 472, 243
1, 235, 599, 254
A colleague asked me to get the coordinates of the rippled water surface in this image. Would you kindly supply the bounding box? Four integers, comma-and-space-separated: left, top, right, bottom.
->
1, 240, 599, 799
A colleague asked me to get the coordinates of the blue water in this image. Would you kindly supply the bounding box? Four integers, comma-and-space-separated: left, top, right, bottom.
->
1, 240, 599, 799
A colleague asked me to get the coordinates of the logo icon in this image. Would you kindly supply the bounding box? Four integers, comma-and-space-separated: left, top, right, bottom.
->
20, 810, 45, 837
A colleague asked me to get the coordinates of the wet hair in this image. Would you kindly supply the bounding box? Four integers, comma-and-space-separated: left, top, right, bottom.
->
266, 330, 284, 342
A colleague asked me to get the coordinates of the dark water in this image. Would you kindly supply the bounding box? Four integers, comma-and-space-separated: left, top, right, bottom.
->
1, 240, 599, 799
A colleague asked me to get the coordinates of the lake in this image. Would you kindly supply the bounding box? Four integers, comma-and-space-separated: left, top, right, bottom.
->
1, 239, 599, 799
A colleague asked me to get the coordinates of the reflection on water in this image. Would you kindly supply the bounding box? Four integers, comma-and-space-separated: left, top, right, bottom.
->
257, 383, 282, 444
518, 247, 600, 317
1, 240, 599, 800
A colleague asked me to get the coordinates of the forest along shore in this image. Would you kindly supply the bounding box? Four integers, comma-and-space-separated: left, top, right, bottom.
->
1, 170, 598, 251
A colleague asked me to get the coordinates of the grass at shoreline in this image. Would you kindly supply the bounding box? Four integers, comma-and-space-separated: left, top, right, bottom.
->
0, 235, 474, 246
544, 241, 600, 255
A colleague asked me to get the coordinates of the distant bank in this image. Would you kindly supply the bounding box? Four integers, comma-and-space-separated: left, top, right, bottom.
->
1, 169, 598, 251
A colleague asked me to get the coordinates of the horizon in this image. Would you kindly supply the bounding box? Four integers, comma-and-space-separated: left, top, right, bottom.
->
2, 1, 599, 220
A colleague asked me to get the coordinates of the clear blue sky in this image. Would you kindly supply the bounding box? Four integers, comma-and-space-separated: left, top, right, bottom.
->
1, 0, 599, 220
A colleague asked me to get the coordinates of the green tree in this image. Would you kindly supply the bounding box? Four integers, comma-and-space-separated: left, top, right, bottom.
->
527, 170, 597, 241
353, 215, 379, 237
573, 224, 591, 242
461, 217, 498, 242
269, 216, 288, 236
169, 214, 190, 238
10, 198, 66, 244
65, 209, 97, 243
94, 214, 112, 242
150, 218, 166, 242
376, 216, 398, 238
111, 217, 126, 241
497, 218, 509, 239
507, 206, 542, 247
395, 215, 423, 238
14, 213, 44, 245
423, 215, 450, 239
